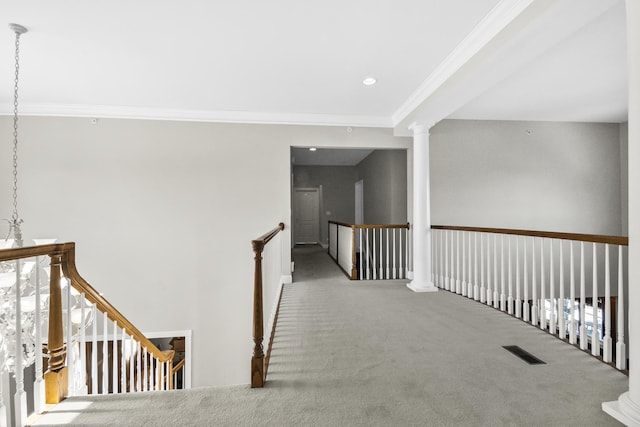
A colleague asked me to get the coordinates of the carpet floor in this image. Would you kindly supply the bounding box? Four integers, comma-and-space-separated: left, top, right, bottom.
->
32, 245, 627, 426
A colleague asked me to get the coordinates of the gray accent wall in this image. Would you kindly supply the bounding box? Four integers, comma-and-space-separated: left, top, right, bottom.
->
292, 166, 357, 245
356, 150, 407, 224
292, 149, 408, 244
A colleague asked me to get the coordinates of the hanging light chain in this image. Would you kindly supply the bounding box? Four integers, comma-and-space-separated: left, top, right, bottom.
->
11, 28, 22, 226
7, 23, 27, 247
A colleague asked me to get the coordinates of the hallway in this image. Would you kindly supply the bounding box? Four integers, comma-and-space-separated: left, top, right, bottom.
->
33, 245, 628, 426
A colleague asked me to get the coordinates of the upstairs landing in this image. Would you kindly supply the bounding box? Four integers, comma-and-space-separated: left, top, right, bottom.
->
32, 245, 627, 426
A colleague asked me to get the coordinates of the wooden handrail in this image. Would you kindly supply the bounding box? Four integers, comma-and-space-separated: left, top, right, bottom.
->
0, 243, 62, 261
0, 242, 176, 402
251, 222, 284, 388
431, 225, 628, 246
329, 220, 410, 230
60, 243, 173, 363
172, 358, 186, 375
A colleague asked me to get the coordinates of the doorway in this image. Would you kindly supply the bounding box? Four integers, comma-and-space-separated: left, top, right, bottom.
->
293, 187, 320, 244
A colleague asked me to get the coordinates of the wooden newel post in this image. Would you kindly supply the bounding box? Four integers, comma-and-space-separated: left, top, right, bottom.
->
251, 240, 265, 388
45, 252, 68, 403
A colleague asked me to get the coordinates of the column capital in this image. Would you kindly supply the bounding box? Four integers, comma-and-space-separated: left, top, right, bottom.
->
408, 121, 435, 136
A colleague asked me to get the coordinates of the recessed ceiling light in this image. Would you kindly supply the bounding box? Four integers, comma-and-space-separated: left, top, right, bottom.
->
362, 77, 377, 86
309, 147, 317, 151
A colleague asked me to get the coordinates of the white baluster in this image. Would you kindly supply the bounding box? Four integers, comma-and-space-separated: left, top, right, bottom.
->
532, 238, 538, 326
507, 235, 513, 315
359, 229, 364, 280
592, 243, 600, 357
143, 347, 148, 392
66, 277, 75, 396
136, 341, 142, 392
113, 321, 119, 393
461, 231, 467, 297
474, 233, 479, 301
0, 371, 6, 427
569, 242, 577, 345
399, 229, 404, 279
493, 234, 498, 308
380, 229, 385, 279
616, 245, 626, 370
480, 233, 486, 303
431, 229, 437, 285
438, 230, 446, 289
523, 237, 529, 322
486, 234, 492, 306
579, 242, 588, 351
514, 236, 520, 318
155, 358, 161, 391
444, 230, 449, 291
559, 241, 565, 339
407, 227, 411, 277
450, 230, 455, 291
121, 328, 127, 393
603, 244, 612, 362
129, 336, 135, 392
161, 361, 166, 391
365, 230, 371, 280
79, 294, 88, 394
102, 312, 109, 394
468, 232, 473, 297
500, 234, 506, 311
91, 305, 98, 394
550, 240, 556, 336
372, 229, 377, 280
34, 256, 45, 413
540, 238, 546, 331
14, 261, 27, 427
392, 228, 396, 280
456, 231, 461, 294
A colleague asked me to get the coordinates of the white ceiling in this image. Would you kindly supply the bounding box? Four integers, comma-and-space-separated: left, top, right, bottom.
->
0, 0, 628, 132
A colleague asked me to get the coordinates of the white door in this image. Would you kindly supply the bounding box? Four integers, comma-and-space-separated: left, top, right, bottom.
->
293, 188, 320, 244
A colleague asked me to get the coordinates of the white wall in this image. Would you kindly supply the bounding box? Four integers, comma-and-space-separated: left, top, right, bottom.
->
430, 119, 623, 236
0, 117, 410, 387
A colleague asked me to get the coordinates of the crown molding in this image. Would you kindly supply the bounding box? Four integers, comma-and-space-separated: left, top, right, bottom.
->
0, 103, 394, 128
391, 0, 535, 127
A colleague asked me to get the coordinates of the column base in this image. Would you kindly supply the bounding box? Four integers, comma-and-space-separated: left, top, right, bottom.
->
603, 392, 640, 426
407, 280, 439, 293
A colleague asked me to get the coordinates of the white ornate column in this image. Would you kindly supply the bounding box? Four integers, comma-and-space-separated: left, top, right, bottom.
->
603, 1, 640, 425
407, 122, 438, 293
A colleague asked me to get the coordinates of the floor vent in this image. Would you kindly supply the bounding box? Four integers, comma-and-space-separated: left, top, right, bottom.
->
502, 345, 546, 365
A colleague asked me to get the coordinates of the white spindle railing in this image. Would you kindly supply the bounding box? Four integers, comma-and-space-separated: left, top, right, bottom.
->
0, 241, 189, 426
430, 226, 628, 372
328, 222, 410, 281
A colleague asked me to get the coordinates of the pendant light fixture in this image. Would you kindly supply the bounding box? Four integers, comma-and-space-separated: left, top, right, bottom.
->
5, 23, 27, 248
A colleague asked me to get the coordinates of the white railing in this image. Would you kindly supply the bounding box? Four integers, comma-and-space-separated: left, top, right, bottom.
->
431, 226, 628, 371
0, 241, 185, 427
328, 221, 411, 280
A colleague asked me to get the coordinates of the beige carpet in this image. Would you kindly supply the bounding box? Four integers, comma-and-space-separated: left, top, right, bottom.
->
32, 245, 627, 426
